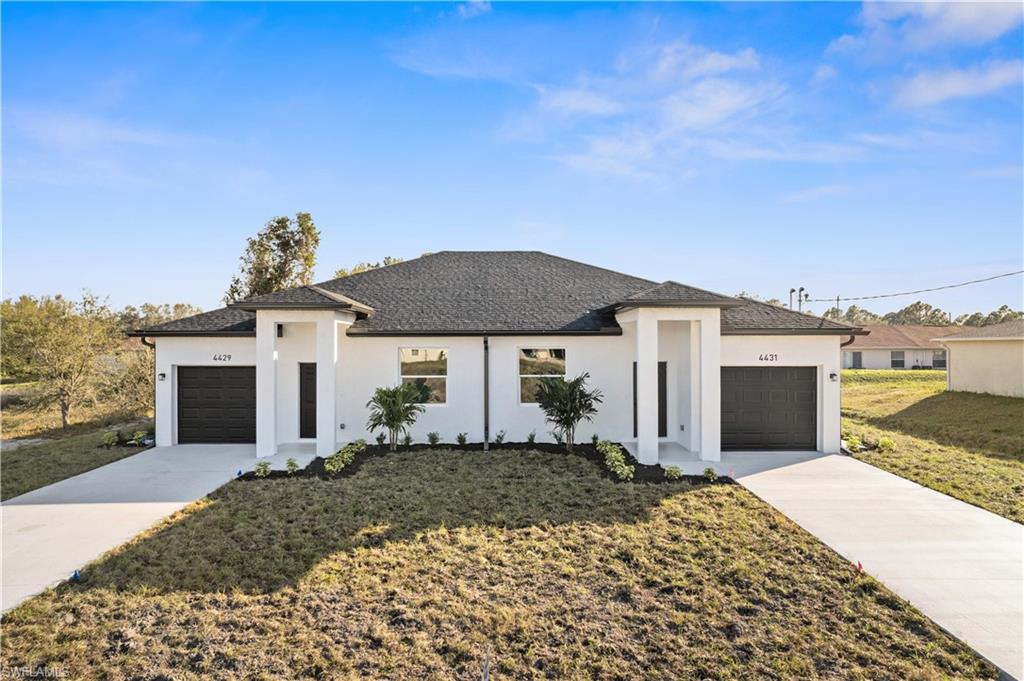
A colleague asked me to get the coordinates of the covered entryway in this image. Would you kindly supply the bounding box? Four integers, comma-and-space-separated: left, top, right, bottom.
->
177, 366, 256, 444
721, 366, 816, 450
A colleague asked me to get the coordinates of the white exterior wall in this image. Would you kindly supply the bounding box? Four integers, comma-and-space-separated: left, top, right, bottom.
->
722, 335, 843, 453
946, 340, 1024, 398
153, 336, 257, 447
842, 348, 943, 370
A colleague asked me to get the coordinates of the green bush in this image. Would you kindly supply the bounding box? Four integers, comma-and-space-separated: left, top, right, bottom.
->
591, 433, 599, 446
402, 433, 412, 448
845, 435, 863, 452
131, 430, 147, 443
702, 467, 718, 483
878, 436, 897, 453
597, 440, 634, 482
116, 429, 133, 445
375, 432, 386, 446
456, 432, 468, 446
534, 372, 603, 453
285, 457, 300, 476
551, 430, 564, 445
526, 431, 536, 444
253, 460, 272, 478
365, 383, 425, 451
101, 431, 118, 448
325, 439, 367, 475
664, 465, 684, 481
427, 431, 440, 446
494, 430, 505, 445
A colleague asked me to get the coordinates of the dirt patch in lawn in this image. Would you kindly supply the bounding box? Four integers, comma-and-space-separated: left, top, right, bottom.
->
2, 449, 994, 680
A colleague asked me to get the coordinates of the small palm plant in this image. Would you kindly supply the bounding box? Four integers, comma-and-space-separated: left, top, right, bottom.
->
366, 383, 425, 452
535, 372, 603, 452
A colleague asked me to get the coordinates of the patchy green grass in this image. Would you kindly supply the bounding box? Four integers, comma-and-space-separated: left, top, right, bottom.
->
2, 450, 993, 679
1, 429, 147, 501
842, 370, 1024, 522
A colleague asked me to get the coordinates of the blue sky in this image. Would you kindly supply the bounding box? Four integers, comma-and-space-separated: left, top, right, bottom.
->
3, 1, 1022, 315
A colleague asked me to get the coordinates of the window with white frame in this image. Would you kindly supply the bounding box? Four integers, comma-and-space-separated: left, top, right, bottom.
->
890, 351, 905, 369
519, 348, 566, 403
932, 349, 947, 368
400, 348, 447, 404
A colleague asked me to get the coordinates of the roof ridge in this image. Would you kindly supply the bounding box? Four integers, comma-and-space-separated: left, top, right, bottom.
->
737, 296, 856, 330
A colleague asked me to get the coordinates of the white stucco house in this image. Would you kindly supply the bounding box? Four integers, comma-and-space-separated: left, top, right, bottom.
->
841, 325, 958, 370
938, 320, 1024, 398
131, 251, 864, 465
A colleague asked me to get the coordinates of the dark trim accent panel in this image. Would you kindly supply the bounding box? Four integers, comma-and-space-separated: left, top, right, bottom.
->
299, 363, 317, 439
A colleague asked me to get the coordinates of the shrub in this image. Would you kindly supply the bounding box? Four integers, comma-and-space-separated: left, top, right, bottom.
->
427, 431, 440, 446
253, 460, 272, 478
551, 430, 564, 445
131, 430, 147, 443
534, 372, 603, 452
878, 436, 897, 453
702, 467, 718, 483
597, 440, 634, 481
366, 383, 425, 451
664, 465, 684, 481
845, 435, 863, 452
116, 429, 133, 445
402, 433, 412, 448
375, 432, 386, 446
591, 433, 599, 446
285, 457, 300, 476
494, 430, 506, 445
324, 439, 367, 475
101, 431, 118, 448
526, 430, 536, 444
457, 432, 468, 446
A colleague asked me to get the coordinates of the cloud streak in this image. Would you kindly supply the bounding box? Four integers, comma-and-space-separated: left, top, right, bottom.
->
894, 60, 1023, 107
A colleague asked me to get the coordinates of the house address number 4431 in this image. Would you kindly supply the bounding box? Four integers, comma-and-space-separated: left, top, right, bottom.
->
758, 353, 778, 362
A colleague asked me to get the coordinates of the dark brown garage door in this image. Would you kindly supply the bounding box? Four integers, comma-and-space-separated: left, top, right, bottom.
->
721, 367, 816, 451
177, 366, 256, 444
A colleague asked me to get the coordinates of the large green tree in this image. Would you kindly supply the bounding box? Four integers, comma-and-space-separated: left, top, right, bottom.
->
1, 294, 120, 428
955, 304, 1024, 327
882, 301, 951, 326
334, 256, 403, 279
224, 213, 320, 303
118, 302, 203, 333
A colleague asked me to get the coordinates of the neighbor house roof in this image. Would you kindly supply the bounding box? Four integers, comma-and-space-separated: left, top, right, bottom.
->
844, 325, 960, 350
939, 319, 1024, 341
132, 251, 862, 337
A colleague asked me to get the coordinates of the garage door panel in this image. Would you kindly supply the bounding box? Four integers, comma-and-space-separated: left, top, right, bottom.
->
721, 366, 816, 451
177, 366, 256, 444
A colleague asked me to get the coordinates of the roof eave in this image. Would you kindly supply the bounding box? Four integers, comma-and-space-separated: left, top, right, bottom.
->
721, 327, 866, 336
127, 330, 256, 338
346, 327, 624, 337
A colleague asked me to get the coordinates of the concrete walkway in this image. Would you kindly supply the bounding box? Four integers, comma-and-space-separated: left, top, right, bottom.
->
731, 454, 1023, 680
1, 444, 313, 612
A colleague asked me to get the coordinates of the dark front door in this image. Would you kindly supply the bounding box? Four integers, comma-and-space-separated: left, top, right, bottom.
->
299, 363, 317, 439
851, 351, 863, 369
633, 361, 667, 438
721, 367, 816, 451
177, 366, 256, 444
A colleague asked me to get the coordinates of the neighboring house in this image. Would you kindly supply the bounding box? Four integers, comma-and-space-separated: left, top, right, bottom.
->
938, 320, 1024, 398
841, 325, 959, 370
131, 251, 863, 465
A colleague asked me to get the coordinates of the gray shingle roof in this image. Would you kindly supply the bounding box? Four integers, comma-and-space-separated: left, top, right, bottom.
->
131, 307, 257, 336
620, 281, 742, 307
940, 319, 1024, 341
132, 252, 861, 337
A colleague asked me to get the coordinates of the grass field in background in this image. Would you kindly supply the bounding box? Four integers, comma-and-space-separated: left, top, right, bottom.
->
842, 370, 1024, 522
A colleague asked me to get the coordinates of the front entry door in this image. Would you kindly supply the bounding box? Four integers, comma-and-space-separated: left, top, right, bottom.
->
852, 351, 863, 369
299, 363, 317, 439
633, 361, 667, 438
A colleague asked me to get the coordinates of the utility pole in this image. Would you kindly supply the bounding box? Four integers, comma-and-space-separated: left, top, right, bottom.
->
835, 295, 841, 319
789, 288, 796, 310
798, 287, 805, 312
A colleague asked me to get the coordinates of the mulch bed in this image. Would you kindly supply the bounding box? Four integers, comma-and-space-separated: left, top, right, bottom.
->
240, 441, 732, 486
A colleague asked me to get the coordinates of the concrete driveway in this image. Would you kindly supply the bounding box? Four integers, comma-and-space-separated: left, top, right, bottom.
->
1, 444, 312, 612
735, 454, 1023, 680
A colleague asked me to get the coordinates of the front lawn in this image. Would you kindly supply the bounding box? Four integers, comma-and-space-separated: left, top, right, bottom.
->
1, 428, 147, 501
842, 370, 1024, 522
2, 449, 992, 679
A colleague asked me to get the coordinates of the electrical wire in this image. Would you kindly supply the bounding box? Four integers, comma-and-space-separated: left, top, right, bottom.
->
807, 270, 1024, 303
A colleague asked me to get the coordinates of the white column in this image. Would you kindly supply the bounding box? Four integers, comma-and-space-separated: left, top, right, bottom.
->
635, 309, 659, 465
316, 317, 338, 456
688, 322, 701, 452
699, 312, 722, 461
255, 313, 277, 457
154, 343, 173, 447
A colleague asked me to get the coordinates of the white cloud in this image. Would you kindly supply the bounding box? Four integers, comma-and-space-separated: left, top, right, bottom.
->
654, 42, 760, 80
970, 164, 1022, 179
11, 109, 184, 149
811, 64, 837, 85
659, 79, 778, 131
537, 87, 621, 116
456, 1, 491, 20
782, 183, 853, 203
893, 60, 1023, 107
830, 2, 1024, 53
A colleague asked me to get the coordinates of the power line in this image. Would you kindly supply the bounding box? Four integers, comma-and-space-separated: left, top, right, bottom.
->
808, 270, 1024, 303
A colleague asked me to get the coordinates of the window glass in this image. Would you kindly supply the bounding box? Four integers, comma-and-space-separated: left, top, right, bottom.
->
891, 351, 905, 368
932, 349, 947, 368
519, 349, 566, 403
400, 348, 447, 403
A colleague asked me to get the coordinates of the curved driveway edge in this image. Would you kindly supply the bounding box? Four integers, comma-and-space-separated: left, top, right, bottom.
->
1, 445, 311, 613
736, 454, 1023, 680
